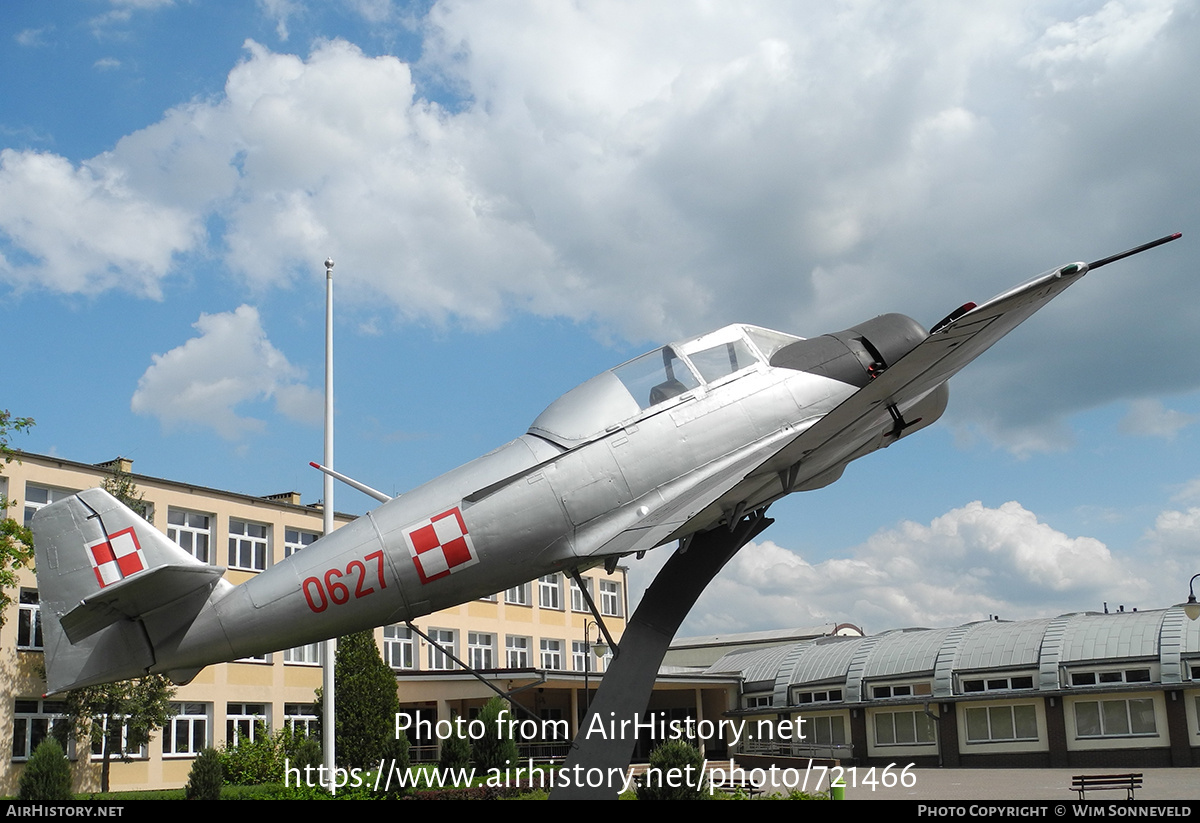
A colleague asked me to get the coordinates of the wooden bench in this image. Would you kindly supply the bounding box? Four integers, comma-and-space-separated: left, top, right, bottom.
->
1071, 773, 1143, 800
707, 775, 764, 799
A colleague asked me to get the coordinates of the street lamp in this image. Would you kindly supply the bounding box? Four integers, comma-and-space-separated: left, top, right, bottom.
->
583, 619, 609, 714
1182, 574, 1200, 621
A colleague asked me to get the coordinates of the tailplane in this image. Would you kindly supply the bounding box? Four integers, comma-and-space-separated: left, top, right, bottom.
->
31, 488, 231, 693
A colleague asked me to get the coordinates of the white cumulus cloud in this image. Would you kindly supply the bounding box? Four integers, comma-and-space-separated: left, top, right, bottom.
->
632, 501, 1154, 635
131, 305, 321, 438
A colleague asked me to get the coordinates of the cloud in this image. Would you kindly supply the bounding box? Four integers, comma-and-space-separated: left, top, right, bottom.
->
632, 501, 1155, 635
15, 27, 53, 48
131, 305, 321, 438
1120, 398, 1197, 438
257, 0, 302, 41
0, 149, 201, 297
4, 4, 1200, 449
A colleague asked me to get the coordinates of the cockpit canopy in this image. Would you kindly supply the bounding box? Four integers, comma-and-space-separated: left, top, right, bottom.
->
527, 324, 800, 447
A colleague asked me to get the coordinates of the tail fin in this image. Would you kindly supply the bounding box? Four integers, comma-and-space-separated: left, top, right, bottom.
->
32, 488, 230, 693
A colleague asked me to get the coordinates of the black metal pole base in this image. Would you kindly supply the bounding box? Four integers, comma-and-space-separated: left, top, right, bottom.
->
550, 511, 773, 799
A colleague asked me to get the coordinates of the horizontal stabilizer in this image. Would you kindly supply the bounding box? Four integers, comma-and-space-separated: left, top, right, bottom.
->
61, 563, 225, 643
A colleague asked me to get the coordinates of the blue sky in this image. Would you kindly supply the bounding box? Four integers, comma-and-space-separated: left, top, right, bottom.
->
3, 0, 1199, 634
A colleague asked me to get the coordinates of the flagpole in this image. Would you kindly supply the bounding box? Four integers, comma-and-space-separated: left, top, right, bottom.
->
322, 257, 337, 791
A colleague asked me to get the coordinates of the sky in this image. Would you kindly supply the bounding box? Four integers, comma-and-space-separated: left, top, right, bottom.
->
2, 0, 1199, 637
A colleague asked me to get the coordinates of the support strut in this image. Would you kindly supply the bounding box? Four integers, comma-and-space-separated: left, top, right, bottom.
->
550, 509, 774, 799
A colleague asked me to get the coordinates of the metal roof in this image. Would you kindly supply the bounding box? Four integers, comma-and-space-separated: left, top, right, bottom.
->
713, 607, 1197, 706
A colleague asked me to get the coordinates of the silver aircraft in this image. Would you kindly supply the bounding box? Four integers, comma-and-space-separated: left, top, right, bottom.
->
32, 234, 1180, 693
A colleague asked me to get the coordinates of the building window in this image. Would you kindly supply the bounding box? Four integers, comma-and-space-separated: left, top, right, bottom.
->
1070, 668, 1153, 687
811, 715, 847, 746
23, 484, 74, 527
226, 703, 268, 745
1074, 698, 1156, 738
284, 704, 319, 738
965, 705, 1038, 743
872, 682, 932, 699
600, 580, 622, 617
540, 639, 563, 670
569, 577, 592, 612
573, 640, 608, 672
873, 710, 936, 746
283, 643, 322, 665
91, 717, 147, 761
539, 575, 562, 610
384, 625, 415, 670
746, 695, 773, 709
468, 632, 495, 670
163, 703, 209, 757
505, 582, 530, 606
12, 699, 68, 760
228, 519, 269, 571
168, 509, 212, 564
427, 629, 457, 671
961, 675, 1035, 693
796, 688, 843, 704
506, 635, 530, 668
17, 589, 42, 650
284, 528, 319, 558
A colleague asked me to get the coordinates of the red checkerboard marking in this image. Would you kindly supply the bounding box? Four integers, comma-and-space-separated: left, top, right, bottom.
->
87, 527, 147, 588
403, 507, 479, 584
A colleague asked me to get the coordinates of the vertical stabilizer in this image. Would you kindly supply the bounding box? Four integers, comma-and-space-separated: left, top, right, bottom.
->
32, 488, 230, 692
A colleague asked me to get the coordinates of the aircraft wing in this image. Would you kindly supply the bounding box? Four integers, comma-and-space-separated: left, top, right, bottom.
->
747, 233, 1183, 499
635, 234, 1181, 550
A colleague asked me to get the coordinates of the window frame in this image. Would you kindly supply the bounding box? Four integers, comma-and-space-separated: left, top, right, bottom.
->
539, 575, 562, 611
384, 625, 415, 670
163, 702, 210, 758
167, 508, 213, 564
284, 528, 320, 558
427, 629, 457, 671
468, 632, 495, 670
540, 638, 563, 670
17, 588, 42, 651
12, 698, 69, 761
506, 635, 530, 669
228, 518, 270, 572
505, 582, 530, 606
599, 579, 622, 617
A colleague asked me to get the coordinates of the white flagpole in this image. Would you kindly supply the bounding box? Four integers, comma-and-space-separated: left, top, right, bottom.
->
322, 257, 337, 791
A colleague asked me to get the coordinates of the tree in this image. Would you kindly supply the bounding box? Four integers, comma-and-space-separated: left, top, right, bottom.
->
101, 461, 148, 519
472, 696, 519, 773
185, 747, 224, 800
60, 465, 174, 792
63, 675, 176, 793
18, 738, 73, 801
319, 630, 410, 773
0, 410, 35, 626
636, 739, 707, 801
438, 711, 471, 770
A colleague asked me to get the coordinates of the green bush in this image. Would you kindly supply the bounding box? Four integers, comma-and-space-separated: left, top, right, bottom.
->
18, 738, 73, 801
185, 747, 224, 800
471, 697, 519, 774
219, 725, 320, 786
636, 739, 706, 801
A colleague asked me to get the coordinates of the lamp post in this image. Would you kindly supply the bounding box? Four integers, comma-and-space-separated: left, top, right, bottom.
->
1182, 573, 1200, 621
582, 619, 609, 715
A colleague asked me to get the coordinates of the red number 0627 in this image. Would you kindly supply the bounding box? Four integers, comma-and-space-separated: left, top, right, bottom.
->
302, 550, 387, 613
